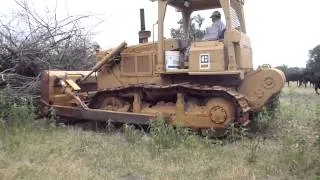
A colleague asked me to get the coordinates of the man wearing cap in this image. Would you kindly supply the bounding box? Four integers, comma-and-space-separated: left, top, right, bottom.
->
203, 11, 226, 41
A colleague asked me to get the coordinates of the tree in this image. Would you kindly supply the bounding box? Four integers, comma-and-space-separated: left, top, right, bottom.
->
275, 64, 289, 74
170, 14, 205, 41
306, 44, 320, 73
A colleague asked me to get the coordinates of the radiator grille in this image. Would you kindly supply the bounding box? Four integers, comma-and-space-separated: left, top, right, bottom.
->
122, 56, 135, 73
137, 55, 150, 73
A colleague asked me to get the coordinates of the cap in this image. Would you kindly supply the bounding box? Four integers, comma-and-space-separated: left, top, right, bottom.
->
210, 11, 221, 18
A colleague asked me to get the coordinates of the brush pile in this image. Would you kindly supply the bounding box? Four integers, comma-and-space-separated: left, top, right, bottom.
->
0, 0, 99, 99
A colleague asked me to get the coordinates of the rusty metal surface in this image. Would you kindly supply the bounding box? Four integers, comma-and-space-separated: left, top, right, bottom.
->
40, 71, 50, 103
52, 105, 155, 125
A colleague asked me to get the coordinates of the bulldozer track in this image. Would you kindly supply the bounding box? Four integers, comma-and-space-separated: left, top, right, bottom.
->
91, 83, 252, 125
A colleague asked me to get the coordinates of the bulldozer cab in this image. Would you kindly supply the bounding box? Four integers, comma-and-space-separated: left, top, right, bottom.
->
166, 0, 246, 38
154, 0, 252, 75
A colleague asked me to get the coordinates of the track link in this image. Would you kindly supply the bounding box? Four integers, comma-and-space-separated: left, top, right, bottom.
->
90, 83, 252, 125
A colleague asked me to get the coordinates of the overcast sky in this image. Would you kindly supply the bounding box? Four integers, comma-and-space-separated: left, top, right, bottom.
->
1, 0, 320, 68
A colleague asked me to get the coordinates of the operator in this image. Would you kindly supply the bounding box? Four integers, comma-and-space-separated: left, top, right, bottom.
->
202, 11, 226, 41
182, 11, 226, 66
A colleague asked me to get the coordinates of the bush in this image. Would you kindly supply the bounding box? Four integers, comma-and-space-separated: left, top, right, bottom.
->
224, 123, 248, 142
252, 108, 273, 132
0, 88, 35, 128
0, 89, 16, 119
123, 124, 144, 145
122, 116, 249, 151
149, 118, 201, 150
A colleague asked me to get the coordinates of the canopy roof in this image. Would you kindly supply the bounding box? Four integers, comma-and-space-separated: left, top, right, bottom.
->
168, 0, 221, 11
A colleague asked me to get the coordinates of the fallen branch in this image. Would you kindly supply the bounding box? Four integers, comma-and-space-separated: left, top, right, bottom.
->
0, 73, 40, 100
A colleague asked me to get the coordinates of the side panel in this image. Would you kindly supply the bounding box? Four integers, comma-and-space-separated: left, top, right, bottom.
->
96, 39, 182, 90
239, 66, 285, 111
189, 41, 225, 72
235, 34, 253, 71
97, 63, 163, 90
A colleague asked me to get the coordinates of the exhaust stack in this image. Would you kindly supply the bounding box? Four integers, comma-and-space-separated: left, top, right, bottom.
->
138, 9, 151, 43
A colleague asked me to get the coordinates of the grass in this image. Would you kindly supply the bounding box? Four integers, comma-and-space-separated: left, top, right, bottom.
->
0, 86, 320, 180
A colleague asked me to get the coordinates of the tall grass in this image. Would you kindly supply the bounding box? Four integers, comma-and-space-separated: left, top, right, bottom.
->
0, 86, 319, 179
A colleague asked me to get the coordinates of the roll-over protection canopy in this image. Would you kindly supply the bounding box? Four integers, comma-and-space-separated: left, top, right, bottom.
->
154, 0, 245, 12
168, 0, 221, 11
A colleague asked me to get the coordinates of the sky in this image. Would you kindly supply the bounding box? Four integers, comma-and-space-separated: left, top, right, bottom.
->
1, 0, 320, 68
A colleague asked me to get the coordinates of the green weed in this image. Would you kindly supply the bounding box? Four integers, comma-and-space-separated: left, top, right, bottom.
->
0, 89, 36, 133
123, 124, 144, 144
149, 118, 200, 150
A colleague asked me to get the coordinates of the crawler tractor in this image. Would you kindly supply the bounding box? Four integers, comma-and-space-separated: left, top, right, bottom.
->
41, 0, 285, 131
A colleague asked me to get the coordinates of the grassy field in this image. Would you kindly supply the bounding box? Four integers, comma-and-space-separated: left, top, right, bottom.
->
0, 86, 319, 180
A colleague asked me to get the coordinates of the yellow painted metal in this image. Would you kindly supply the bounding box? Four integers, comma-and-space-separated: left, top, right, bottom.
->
239, 65, 286, 111
81, 41, 127, 82
170, 96, 236, 129
133, 93, 142, 113
65, 79, 81, 91
189, 41, 225, 72
206, 98, 235, 126
42, 70, 97, 108
156, 0, 168, 73
59, 80, 88, 109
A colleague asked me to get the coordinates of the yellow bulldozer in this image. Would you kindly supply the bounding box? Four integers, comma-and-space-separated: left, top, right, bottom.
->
40, 0, 285, 131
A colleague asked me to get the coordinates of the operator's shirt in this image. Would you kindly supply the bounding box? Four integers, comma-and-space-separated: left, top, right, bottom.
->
202, 20, 226, 41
